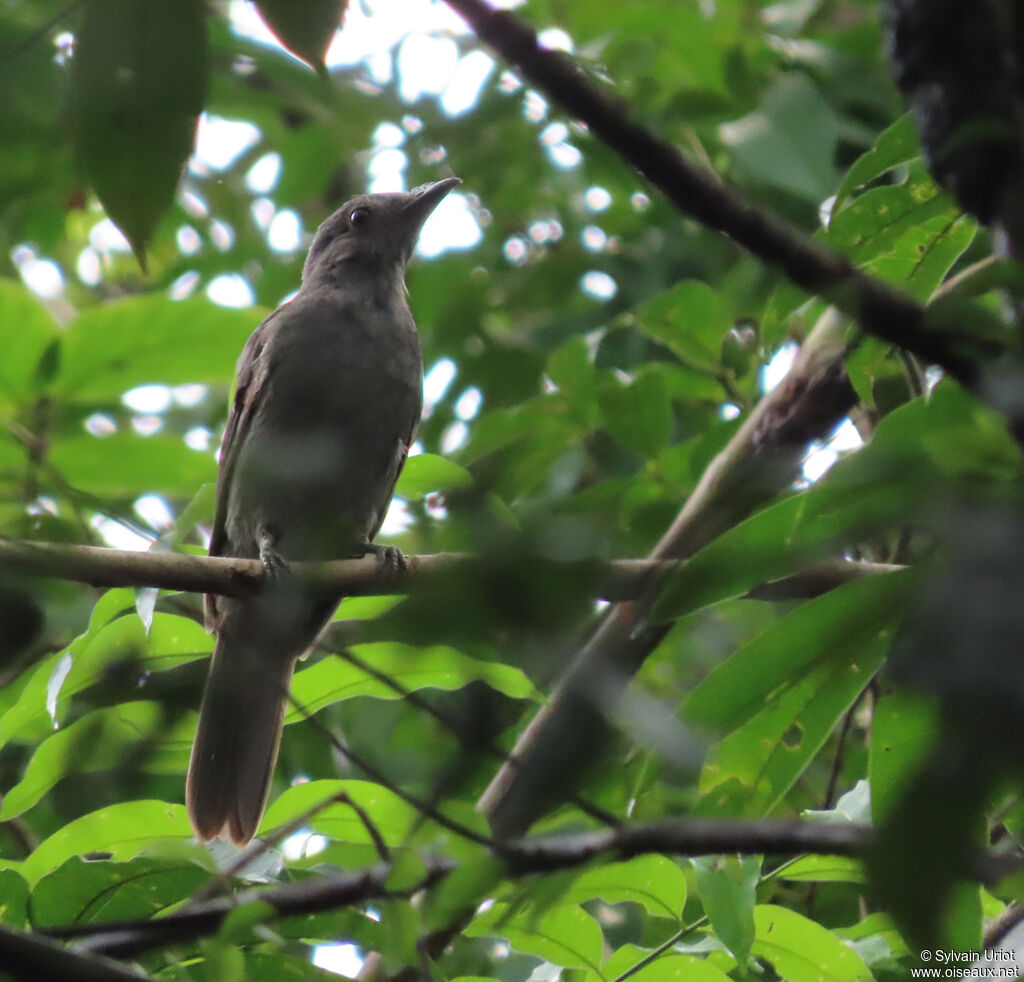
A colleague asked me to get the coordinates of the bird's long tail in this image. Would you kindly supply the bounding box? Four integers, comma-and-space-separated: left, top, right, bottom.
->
186, 616, 296, 846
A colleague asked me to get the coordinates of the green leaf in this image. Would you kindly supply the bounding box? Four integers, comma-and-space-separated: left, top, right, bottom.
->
55, 296, 259, 399
720, 73, 840, 201
0, 588, 131, 745
561, 855, 687, 920
696, 636, 890, 817
547, 336, 598, 427
598, 366, 672, 457
777, 856, 866, 886
651, 384, 998, 623
0, 869, 29, 928
260, 780, 418, 845
49, 432, 216, 498
872, 212, 976, 301
424, 854, 506, 932
601, 949, 735, 982
835, 113, 920, 209
844, 336, 891, 408
254, 0, 345, 70
287, 643, 537, 722
69, 0, 207, 263
0, 612, 211, 751
752, 905, 873, 981
396, 453, 473, 499
29, 855, 207, 927
836, 913, 910, 960
0, 701, 170, 820
636, 280, 731, 371
827, 175, 947, 263
218, 900, 277, 943
684, 573, 911, 736
466, 903, 604, 973
868, 692, 939, 826
22, 801, 191, 887
377, 897, 422, 967
0, 279, 59, 407
692, 855, 759, 966
200, 937, 246, 982
867, 694, 983, 951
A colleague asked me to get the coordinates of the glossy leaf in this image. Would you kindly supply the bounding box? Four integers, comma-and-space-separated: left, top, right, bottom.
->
1, 701, 173, 820
561, 855, 687, 920
752, 905, 873, 981
692, 855, 759, 966
777, 856, 866, 886
69, 0, 207, 262
696, 636, 889, 817
260, 780, 419, 844
720, 74, 840, 201
22, 801, 191, 886
0, 613, 210, 750
29, 854, 207, 927
600, 949, 735, 982
55, 296, 259, 400
287, 643, 537, 722
466, 903, 604, 974
684, 573, 912, 736
0, 280, 59, 407
835, 114, 920, 208
396, 453, 473, 498
49, 432, 216, 498
254, 0, 345, 70
636, 280, 731, 372
598, 366, 672, 457
0, 869, 29, 928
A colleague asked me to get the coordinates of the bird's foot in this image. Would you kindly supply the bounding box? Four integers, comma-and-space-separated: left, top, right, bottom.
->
258, 528, 289, 579
358, 541, 408, 576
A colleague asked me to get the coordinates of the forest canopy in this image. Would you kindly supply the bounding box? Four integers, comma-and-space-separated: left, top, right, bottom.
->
1, 0, 1024, 979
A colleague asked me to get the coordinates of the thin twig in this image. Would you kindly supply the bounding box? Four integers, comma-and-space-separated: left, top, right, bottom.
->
286, 689, 496, 850
327, 644, 622, 828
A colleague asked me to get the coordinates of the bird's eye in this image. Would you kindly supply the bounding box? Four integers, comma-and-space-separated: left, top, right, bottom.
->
349, 208, 370, 227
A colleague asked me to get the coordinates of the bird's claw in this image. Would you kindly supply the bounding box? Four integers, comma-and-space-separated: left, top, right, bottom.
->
359, 541, 407, 576
258, 529, 289, 580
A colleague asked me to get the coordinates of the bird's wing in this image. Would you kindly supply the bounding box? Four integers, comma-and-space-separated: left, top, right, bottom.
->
205, 310, 278, 626
369, 437, 410, 543
367, 399, 421, 544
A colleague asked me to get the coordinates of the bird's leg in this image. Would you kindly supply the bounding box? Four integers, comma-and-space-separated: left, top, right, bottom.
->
257, 526, 289, 579
357, 540, 407, 575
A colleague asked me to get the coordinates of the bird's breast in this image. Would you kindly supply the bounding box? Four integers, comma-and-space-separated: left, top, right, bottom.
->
224, 294, 422, 558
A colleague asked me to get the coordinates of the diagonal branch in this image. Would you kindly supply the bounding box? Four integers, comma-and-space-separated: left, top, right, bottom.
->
0, 923, 150, 982
442, 0, 1002, 392
479, 310, 859, 834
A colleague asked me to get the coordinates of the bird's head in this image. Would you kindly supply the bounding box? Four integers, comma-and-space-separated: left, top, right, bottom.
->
302, 177, 461, 285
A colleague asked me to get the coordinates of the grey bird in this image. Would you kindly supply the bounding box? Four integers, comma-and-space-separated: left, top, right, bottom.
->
187, 177, 460, 845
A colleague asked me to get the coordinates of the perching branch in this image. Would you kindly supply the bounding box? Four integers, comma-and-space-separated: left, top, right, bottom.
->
0, 535, 898, 603
39, 816, 1019, 960
0, 537, 649, 601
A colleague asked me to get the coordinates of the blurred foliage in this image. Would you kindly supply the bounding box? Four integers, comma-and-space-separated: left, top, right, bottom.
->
0, 0, 1021, 978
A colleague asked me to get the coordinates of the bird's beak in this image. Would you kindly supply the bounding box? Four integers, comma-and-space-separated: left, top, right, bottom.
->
402, 177, 462, 231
